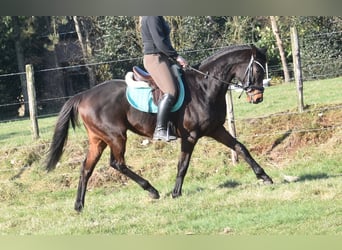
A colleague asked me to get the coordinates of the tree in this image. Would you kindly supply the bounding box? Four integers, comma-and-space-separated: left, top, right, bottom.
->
94, 16, 142, 79
166, 16, 228, 63
41, 16, 69, 99
270, 16, 290, 83
73, 16, 97, 87
0, 17, 21, 119
11, 16, 29, 115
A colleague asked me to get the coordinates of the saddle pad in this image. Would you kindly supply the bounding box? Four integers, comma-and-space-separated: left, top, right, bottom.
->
126, 70, 185, 114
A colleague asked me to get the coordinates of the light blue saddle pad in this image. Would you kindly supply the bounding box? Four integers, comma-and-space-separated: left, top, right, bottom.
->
126, 67, 185, 113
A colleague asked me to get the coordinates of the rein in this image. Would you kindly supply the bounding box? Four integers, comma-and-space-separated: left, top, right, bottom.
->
186, 65, 235, 87
186, 54, 265, 94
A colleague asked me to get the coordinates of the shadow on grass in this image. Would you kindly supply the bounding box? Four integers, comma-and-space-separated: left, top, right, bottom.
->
0, 130, 32, 142
166, 180, 241, 198
266, 129, 292, 154
218, 180, 241, 189
298, 172, 330, 182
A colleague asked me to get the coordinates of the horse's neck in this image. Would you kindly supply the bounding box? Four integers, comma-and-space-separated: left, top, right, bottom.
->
202, 51, 244, 75
186, 48, 251, 102
186, 65, 229, 105
197, 57, 234, 88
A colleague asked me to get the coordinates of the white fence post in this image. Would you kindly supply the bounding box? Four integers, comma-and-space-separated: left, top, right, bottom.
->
291, 26, 305, 113
226, 91, 238, 164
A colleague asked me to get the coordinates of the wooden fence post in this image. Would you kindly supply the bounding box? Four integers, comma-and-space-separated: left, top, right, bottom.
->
26, 64, 40, 139
226, 91, 238, 164
290, 26, 305, 113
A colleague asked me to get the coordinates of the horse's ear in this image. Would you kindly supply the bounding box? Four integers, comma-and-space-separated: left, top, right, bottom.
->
251, 44, 267, 55
260, 47, 268, 55
250, 44, 257, 51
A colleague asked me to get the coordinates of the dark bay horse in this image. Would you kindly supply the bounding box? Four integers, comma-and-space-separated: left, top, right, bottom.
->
45, 44, 273, 212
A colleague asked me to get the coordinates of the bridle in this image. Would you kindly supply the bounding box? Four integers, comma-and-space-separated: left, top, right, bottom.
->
186, 54, 266, 97
242, 55, 266, 102
243, 55, 265, 91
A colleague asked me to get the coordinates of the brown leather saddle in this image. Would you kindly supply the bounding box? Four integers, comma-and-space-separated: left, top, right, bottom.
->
133, 66, 179, 106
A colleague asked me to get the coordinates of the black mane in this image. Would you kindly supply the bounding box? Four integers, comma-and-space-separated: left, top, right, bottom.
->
200, 44, 253, 67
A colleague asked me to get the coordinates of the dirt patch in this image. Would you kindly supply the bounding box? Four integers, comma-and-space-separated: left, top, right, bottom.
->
238, 104, 342, 164
88, 167, 129, 188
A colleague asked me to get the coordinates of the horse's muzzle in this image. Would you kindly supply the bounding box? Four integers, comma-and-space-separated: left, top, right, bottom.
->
246, 86, 264, 104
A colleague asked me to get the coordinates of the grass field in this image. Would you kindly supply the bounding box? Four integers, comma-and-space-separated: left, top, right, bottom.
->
0, 77, 341, 235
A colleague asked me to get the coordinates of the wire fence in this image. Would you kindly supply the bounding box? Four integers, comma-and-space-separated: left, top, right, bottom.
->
1, 38, 342, 121
0, 31, 341, 122
1, 62, 341, 122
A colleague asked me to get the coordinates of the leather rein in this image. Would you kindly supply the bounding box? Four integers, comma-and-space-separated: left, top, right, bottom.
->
186, 54, 266, 96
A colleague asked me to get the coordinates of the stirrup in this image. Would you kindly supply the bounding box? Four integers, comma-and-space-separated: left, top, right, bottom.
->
153, 126, 177, 142
153, 130, 177, 142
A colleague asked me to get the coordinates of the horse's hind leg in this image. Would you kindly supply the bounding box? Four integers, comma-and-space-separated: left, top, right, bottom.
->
210, 126, 273, 184
74, 138, 107, 212
108, 137, 160, 199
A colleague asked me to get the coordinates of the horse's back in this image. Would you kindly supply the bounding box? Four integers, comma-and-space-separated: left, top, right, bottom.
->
77, 79, 128, 121
80, 79, 126, 105
89, 79, 126, 98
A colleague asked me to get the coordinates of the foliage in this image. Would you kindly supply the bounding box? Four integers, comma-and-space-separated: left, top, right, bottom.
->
0, 16, 40, 118
256, 16, 292, 67
294, 16, 342, 80
166, 16, 226, 63
94, 16, 143, 78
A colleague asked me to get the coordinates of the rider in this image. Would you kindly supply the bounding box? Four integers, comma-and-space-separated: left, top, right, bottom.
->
140, 16, 188, 142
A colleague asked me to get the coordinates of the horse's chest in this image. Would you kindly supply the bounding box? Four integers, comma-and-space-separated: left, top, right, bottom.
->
185, 100, 226, 129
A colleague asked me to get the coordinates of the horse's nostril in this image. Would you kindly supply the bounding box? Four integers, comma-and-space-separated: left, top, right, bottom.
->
256, 97, 263, 103
252, 96, 263, 104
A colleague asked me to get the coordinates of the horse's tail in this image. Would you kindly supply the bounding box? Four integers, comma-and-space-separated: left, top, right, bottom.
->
45, 95, 82, 172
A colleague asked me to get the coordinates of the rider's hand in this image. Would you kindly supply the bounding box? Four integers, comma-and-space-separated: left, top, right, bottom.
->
176, 55, 188, 68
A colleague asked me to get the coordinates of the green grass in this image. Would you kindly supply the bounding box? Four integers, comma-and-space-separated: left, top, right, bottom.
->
0, 171, 341, 235
0, 77, 341, 235
232, 77, 342, 119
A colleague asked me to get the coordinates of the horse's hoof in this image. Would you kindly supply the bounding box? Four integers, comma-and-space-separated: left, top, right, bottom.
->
264, 179, 273, 185
263, 178, 273, 185
171, 191, 182, 199
257, 174, 273, 185
74, 203, 83, 212
149, 189, 160, 199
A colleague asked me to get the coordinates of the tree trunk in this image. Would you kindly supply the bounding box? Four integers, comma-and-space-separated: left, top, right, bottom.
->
44, 16, 68, 101
270, 16, 291, 83
12, 16, 28, 116
73, 16, 96, 88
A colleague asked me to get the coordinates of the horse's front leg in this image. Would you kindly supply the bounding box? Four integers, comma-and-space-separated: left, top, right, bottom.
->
172, 138, 196, 198
210, 126, 273, 184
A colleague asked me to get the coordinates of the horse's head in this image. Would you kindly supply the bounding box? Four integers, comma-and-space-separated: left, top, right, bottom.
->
195, 44, 267, 104
236, 45, 267, 104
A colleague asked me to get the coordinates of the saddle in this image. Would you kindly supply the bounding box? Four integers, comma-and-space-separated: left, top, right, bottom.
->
132, 66, 165, 105
125, 65, 185, 113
